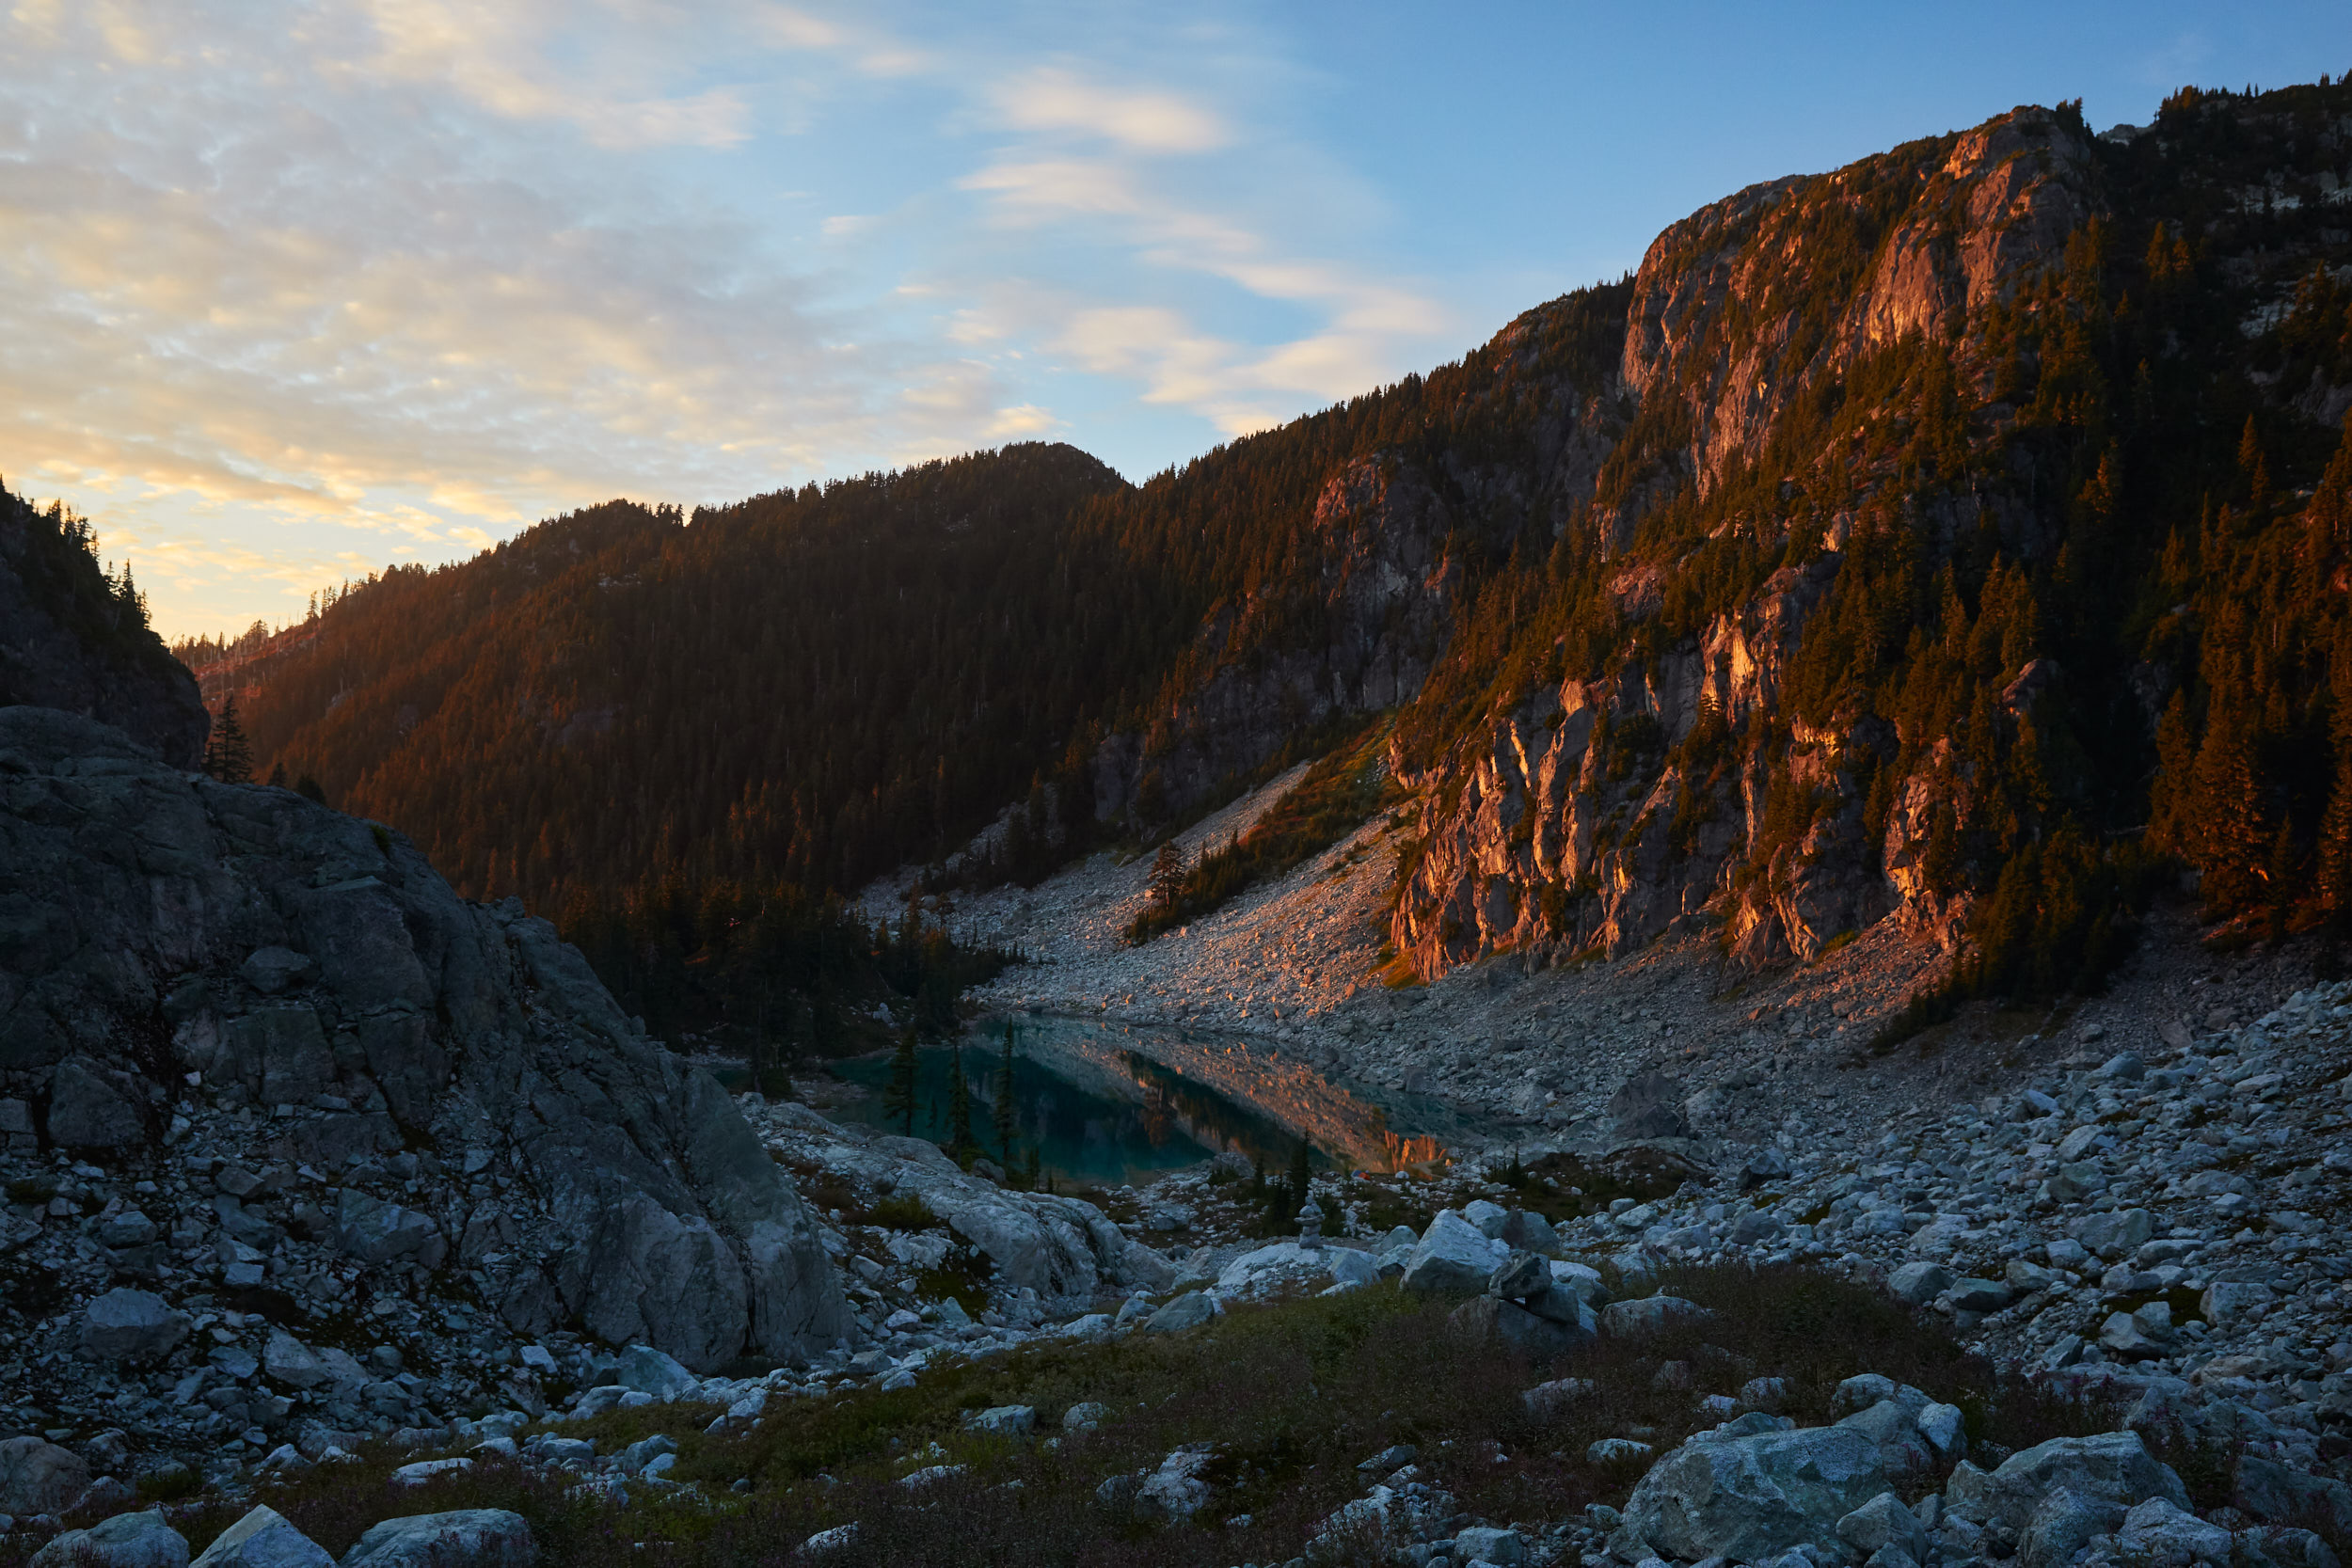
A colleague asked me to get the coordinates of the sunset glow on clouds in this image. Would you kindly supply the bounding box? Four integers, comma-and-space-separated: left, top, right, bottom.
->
0, 0, 2338, 637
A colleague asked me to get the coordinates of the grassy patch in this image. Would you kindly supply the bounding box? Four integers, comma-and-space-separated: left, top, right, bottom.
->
4, 1262, 2102, 1568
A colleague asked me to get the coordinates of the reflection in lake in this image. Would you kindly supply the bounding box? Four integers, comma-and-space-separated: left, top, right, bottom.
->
824, 1015, 1464, 1188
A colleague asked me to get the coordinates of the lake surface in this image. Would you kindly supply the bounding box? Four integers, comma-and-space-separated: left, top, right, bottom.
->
824, 1014, 1482, 1188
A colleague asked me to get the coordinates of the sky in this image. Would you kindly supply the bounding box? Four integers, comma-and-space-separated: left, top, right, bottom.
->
4, 2, 2345, 641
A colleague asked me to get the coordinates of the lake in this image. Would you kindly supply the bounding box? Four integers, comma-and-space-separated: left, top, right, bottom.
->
822, 1013, 1476, 1188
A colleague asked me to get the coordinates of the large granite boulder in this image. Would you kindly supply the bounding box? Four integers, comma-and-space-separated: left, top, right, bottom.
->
339, 1510, 536, 1568
1612, 1418, 1891, 1561
78, 1289, 191, 1364
0, 707, 848, 1371
29, 1508, 190, 1568
187, 1506, 331, 1568
0, 1434, 91, 1514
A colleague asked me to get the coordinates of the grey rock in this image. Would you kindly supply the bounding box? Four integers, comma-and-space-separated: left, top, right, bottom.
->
0, 1436, 90, 1514
338, 1510, 536, 1568
1451, 1294, 1592, 1357
1133, 1445, 1216, 1522
29, 1509, 189, 1568
2100, 1304, 2172, 1360
1836, 1492, 1929, 1560
1601, 1294, 1710, 1338
1062, 1402, 1111, 1432
1740, 1376, 1790, 1413
2017, 1487, 2127, 1568
1401, 1210, 1498, 1294
0, 706, 849, 1371
1608, 1072, 1692, 1142
1454, 1525, 1526, 1565
2116, 1497, 2231, 1566
1886, 1262, 1953, 1306
2233, 1455, 2352, 1533
1613, 1423, 1889, 1561
615, 1345, 696, 1401
1729, 1211, 1785, 1246
1837, 1400, 1935, 1479
1967, 1433, 2188, 1531
1489, 1249, 1551, 1301
2203, 1281, 2275, 1324
238, 947, 314, 995
1523, 1377, 1597, 1420
2074, 1208, 2155, 1260
46, 1058, 146, 1148
965, 1405, 1035, 1437
1944, 1277, 2011, 1312
262, 1330, 328, 1390
186, 1505, 333, 1568
1358, 1444, 1417, 1473
1146, 1291, 1216, 1335
616, 1435, 675, 1475
79, 1288, 191, 1364
1587, 1438, 1654, 1465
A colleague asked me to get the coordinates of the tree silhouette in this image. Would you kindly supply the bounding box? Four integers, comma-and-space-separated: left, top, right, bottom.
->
993, 1025, 1019, 1159
882, 1026, 919, 1135
204, 698, 253, 784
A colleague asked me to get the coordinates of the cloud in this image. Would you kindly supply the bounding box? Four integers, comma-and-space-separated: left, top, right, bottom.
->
992, 66, 1229, 153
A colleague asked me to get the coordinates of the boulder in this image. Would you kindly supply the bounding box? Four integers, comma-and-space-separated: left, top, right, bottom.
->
339, 1510, 536, 1568
238, 947, 315, 995
1886, 1262, 1953, 1306
1454, 1526, 1527, 1565
1836, 1400, 1936, 1479
2018, 1487, 2127, 1568
1449, 1294, 1589, 1358
1132, 1445, 1216, 1522
1489, 1249, 1551, 1301
187, 1506, 333, 1568
1146, 1291, 1217, 1335
1523, 1377, 1597, 1420
0, 1437, 91, 1514
262, 1330, 329, 1390
615, 1345, 696, 1401
1400, 1211, 1499, 1294
1837, 1492, 1929, 1560
2116, 1497, 2233, 1566
45, 1058, 145, 1148
1608, 1072, 1691, 1142
2075, 1208, 2155, 1260
1958, 1432, 2189, 1531
1613, 1422, 1890, 1561
29, 1509, 189, 1568
79, 1289, 191, 1365
1600, 1294, 1710, 1338
2233, 1455, 2352, 1533
965, 1405, 1036, 1437
332, 1191, 442, 1268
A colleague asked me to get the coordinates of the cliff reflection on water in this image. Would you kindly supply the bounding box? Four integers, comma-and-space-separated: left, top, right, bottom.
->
825, 1015, 1461, 1188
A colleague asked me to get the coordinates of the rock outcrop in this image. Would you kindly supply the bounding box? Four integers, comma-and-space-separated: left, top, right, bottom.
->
0, 705, 848, 1383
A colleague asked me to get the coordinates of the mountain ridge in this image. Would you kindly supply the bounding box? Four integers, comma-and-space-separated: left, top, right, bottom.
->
176, 81, 2352, 1041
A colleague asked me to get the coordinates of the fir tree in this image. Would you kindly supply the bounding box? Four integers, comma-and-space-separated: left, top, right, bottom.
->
993, 1024, 1019, 1157
882, 1026, 919, 1134
1148, 838, 1188, 909
204, 698, 253, 784
946, 1043, 975, 1158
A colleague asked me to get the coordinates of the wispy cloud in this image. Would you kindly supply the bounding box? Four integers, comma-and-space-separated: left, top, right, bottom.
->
0, 1, 1461, 636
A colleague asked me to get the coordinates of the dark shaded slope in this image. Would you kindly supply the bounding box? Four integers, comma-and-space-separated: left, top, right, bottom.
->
0, 486, 207, 767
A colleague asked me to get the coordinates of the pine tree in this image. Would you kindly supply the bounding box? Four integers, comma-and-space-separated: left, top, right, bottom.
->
1148, 838, 1189, 909
204, 698, 253, 784
993, 1025, 1019, 1157
1022, 1142, 1042, 1192
946, 1043, 975, 1158
882, 1026, 919, 1134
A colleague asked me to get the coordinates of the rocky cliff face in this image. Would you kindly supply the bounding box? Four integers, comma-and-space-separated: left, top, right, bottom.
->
1378, 89, 2352, 981
0, 492, 207, 768
0, 705, 848, 1383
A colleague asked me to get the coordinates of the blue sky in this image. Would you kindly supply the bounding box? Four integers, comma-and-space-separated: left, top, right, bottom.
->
3, 1, 2344, 639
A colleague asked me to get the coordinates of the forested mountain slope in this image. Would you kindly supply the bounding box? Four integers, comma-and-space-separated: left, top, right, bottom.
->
187, 81, 2352, 1034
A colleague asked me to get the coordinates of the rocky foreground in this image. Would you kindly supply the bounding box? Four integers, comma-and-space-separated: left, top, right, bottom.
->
5, 707, 2352, 1568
